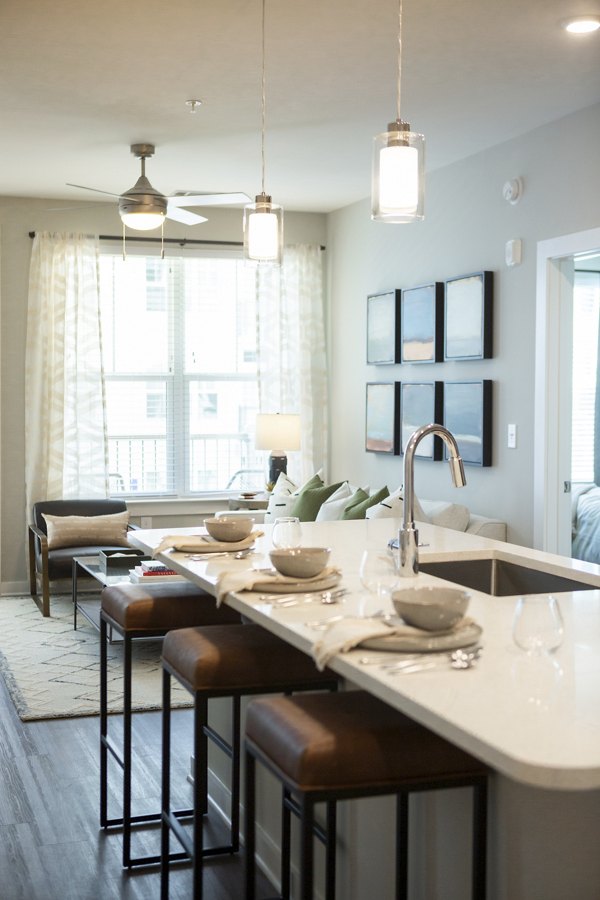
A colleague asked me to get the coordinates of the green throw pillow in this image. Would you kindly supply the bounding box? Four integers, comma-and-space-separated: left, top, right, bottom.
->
342, 486, 390, 520
291, 481, 344, 522
297, 473, 324, 494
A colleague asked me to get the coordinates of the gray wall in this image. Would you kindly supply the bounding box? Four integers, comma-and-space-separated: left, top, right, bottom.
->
326, 101, 600, 547
0, 200, 326, 591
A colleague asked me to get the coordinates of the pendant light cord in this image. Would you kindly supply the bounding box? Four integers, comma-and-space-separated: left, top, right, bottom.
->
396, 0, 403, 121
261, 0, 267, 194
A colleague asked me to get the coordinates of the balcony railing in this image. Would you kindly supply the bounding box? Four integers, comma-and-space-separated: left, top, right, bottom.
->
109, 433, 265, 495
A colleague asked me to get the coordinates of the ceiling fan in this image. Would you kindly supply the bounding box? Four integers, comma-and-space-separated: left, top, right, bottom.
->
67, 143, 251, 231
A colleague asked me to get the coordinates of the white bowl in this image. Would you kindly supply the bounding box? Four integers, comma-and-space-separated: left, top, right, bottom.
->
269, 547, 331, 579
392, 586, 470, 631
204, 516, 254, 543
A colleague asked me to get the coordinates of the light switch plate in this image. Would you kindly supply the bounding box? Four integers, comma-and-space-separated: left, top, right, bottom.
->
507, 424, 517, 449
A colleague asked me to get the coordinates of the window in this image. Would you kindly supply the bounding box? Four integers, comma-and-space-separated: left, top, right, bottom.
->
571, 269, 600, 483
99, 251, 264, 496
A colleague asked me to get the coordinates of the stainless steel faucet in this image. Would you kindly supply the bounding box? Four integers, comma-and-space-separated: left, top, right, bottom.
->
398, 424, 466, 577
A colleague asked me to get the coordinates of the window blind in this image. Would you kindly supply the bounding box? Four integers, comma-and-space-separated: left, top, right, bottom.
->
99, 250, 264, 497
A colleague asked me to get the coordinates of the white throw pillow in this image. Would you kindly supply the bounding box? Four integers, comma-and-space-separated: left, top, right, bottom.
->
271, 471, 298, 496
264, 493, 299, 523
365, 487, 428, 523
315, 482, 353, 521
419, 500, 470, 532
264, 472, 323, 523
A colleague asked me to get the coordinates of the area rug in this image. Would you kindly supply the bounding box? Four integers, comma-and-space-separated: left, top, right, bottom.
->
0, 594, 192, 721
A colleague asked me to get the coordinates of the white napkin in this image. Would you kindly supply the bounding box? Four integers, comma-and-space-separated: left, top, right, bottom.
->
216, 566, 341, 606
153, 531, 263, 556
311, 616, 472, 670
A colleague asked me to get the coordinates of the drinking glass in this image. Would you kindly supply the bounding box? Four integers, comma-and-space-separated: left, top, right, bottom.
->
512, 595, 564, 655
359, 550, 399, 607
272, 516, 302, 549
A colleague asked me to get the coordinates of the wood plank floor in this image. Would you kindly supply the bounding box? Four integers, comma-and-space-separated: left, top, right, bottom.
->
0, 671, 274, 899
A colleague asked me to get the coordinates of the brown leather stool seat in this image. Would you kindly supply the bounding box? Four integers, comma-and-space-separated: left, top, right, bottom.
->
100, 581, 241, 870
160, 624, 339, 900
245, 690, 489, 900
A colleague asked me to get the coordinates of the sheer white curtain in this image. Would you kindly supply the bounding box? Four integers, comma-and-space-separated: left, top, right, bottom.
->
256, 244, 328, 482
25, 232, 109, 510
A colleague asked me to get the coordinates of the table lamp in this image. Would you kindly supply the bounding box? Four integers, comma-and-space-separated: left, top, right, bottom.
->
255, 413, 301, 486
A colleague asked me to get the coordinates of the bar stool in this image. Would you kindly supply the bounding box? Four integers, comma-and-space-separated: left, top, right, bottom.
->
160, 623, 339, 900
100, 581, 242, 869
245, 690, 489, 900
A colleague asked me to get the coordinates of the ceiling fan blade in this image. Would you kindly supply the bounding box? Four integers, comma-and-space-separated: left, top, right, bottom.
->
166, 207, 208, 226
169, 192, 251, 208
66, 182, 124, 199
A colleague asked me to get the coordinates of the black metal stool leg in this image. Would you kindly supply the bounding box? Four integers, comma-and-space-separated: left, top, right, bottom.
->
231, 694, 241, 853
193, 693, 206, 900
281, 787, 292, 900
300, 796, 315, 900
161, 668, 172, 900
395, 792, 409, 900
99, 614, 108, 827
122, 634, 134, 868
244, 747, 257, 900
324, 800, 337, 900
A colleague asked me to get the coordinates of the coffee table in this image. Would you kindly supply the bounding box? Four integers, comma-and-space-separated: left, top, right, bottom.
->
72, 555, 137, 640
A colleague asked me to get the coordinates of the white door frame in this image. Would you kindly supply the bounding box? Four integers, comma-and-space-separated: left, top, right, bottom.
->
534, 226, 600, 552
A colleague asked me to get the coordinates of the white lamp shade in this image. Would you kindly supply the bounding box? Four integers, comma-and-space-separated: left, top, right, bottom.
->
371, 127, 425, 223
255, 413, 301, 451
243, 197, 284, 265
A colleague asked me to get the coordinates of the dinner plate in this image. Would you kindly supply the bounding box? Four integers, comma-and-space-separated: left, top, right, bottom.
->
360, 620, 482, 653
253, 572, 342, 594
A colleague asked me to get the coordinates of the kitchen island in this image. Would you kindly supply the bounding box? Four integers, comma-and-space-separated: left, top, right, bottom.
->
130, 518, 600, 900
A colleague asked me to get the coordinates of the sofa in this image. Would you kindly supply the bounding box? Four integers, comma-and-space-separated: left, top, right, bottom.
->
259, 474, 507, 541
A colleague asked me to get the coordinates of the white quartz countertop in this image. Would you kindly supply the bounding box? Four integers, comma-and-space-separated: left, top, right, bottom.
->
129, 518, 600, 791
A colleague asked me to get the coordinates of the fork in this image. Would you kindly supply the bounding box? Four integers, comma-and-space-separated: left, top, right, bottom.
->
258, 588, 347, 605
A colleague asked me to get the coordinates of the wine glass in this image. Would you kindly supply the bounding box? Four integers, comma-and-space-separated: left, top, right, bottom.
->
512, 595, 564, 655
359, 549, 399, 614
272, 516, 302, 549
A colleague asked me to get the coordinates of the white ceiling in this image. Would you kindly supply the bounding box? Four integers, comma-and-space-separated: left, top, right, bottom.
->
0, 0, 599, 214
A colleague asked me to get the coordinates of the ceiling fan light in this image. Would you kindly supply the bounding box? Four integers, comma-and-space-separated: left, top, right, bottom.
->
371, 121, 425, 223
120, 210, 166, 231
243, 193, 284, 265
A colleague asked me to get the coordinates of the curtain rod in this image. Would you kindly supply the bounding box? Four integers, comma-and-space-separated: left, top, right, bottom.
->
28, 232, 326, 250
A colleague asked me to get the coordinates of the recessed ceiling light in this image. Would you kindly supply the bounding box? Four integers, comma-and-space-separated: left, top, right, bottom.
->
562, 15, 600, 33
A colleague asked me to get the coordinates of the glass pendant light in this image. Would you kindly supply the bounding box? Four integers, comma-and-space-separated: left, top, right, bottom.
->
243, 0, 284, 265
371, 0, 424, 223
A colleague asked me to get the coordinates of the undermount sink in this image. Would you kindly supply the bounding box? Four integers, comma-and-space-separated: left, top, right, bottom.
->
419, 557, 599, 597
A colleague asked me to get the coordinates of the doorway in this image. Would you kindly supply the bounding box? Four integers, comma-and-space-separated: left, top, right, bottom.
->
534, 226, 600, 555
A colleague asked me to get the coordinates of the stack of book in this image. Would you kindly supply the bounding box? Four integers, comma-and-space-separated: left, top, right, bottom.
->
130, 559, 185, 583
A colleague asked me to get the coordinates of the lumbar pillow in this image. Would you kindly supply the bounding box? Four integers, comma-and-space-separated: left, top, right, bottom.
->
419, 500, 470, 532
342, 486, 390, 520
365, 486, 428, 523
42, 510, 131, 550
291, 481, 344, 522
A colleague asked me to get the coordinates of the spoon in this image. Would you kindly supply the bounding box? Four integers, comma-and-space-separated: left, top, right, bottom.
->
385, 648, 481, 675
